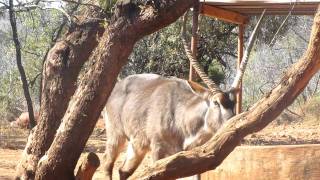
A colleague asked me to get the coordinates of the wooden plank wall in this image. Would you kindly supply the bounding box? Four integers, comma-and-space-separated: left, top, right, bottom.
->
201, 145, 320, 180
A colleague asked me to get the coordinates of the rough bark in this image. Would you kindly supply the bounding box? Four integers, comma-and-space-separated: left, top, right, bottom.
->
38, 3, 81, 106
8, 0, 36, 129
75, 152, 100, 180
34, 0, 195, 179
15, 7, 105, 179
129, 8, 320, 179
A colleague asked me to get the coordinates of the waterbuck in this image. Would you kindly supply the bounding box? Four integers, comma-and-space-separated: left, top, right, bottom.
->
102, 9, 265, 180
102, 73, 235, 179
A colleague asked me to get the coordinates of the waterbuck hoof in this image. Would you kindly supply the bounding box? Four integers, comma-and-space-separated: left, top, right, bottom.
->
119, 170, 132, 180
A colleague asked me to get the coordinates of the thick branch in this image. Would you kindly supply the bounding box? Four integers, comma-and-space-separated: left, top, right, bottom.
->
15, 7, 105, 180
130, 7, 320, 180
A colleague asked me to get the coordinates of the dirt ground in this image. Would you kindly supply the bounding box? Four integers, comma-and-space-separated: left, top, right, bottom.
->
0, 117, 319, 179
243, 119, 320, 145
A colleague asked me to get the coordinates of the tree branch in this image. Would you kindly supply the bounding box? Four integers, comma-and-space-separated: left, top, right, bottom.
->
15, 5, 105, 179
61, 0, 102, 10
8, 0, 36, 129
16, 4, 73, 22
0, 1, 8, 8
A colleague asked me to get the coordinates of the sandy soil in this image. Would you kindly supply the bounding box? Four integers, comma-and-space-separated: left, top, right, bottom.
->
243, 119, 320, 145
0, 149, 21, 180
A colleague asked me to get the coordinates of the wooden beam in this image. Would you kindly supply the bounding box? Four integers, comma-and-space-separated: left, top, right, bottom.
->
236, 24, 244, 114
201, 4, 248, 24
190, 2, 200, 81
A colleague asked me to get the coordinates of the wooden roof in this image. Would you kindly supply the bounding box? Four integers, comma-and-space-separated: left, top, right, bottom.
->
201, 0, 320, 15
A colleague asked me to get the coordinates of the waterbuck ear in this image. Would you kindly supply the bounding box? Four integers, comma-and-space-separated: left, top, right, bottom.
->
187, 80, 208, 94
226, 87, 240, 103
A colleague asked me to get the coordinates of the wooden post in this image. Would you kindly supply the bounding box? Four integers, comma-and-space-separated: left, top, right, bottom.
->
189, 2, 199, 81
192, 2, 201, 180
236, 24, 244, 114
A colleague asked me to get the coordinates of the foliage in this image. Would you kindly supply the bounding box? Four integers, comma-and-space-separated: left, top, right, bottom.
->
121, 15, 237, 85
242, 15, 316, 109
98, 0, 117, 13
0, 10, 62, 120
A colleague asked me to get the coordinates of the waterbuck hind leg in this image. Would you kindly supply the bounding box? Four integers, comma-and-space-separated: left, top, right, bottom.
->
103, 136, 126, 180
119, 140, 147, 180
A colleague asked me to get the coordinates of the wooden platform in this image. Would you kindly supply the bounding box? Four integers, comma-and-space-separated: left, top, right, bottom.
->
201, 0, 320, 15
201, 144, 320, 180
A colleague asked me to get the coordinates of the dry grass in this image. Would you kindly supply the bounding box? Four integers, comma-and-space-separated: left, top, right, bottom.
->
0, 120, 28, 150
244, 96, 320, 145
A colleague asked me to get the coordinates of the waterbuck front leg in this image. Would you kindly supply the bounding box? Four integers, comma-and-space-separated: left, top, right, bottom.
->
183, 129, 212, 151
119, 139, 147, 180
103, 135, 126, 180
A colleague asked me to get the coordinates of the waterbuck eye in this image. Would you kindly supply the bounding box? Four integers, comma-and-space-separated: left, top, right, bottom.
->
213, 101, 219, 106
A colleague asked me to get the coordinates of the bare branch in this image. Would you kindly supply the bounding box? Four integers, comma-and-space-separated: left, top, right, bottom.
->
1, 0, 75, 23
231, 9, 266, 89
269, 3, 296, 46
8, 0, 36, 129
292, 28, 309, 43
29, 72, 41, 88
61, 0, 102, 10
22, 49, 42, 57
17, 4, 73, 22
0, 1, 8, 8
0, 0, 37, 11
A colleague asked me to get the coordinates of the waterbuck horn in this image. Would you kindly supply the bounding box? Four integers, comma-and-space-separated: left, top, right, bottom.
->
231, 9, 266, 89
181, 11, 222, 94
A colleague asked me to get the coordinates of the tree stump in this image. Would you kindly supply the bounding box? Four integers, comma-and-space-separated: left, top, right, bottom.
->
76, 152, 100, 180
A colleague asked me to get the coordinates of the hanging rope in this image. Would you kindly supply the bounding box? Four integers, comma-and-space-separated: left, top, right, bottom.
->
181, 11, 222, 94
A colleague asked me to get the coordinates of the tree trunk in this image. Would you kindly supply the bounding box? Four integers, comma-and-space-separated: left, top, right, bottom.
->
38, 3, 81, 106
15, 7, 105, 179
129, 7, 320, 179
34, 0, 195, 179
8, 0, 36, 129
